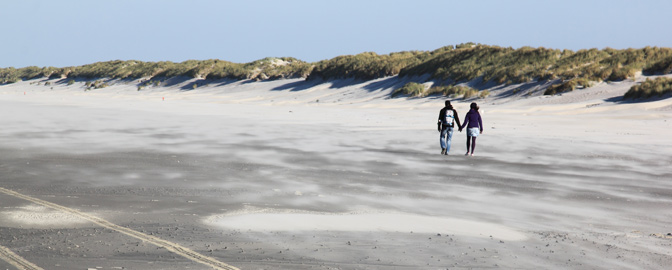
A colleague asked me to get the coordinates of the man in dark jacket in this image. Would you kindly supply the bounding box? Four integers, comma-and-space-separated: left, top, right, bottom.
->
437, 100, 461, 155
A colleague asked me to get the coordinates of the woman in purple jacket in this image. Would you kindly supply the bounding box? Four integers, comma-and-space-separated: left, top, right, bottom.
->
459, 102, 483, 156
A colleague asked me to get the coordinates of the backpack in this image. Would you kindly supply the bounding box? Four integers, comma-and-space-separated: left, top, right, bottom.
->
442, 109, 454, 127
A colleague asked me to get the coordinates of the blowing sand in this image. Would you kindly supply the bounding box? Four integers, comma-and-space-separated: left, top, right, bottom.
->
0, 76, 671, 269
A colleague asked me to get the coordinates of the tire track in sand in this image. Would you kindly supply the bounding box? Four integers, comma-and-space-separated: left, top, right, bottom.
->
0, 244, 44, 270
0, 187, 240, 270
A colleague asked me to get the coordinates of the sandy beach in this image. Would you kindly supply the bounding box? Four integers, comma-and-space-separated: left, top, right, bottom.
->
0, 76, 671, 269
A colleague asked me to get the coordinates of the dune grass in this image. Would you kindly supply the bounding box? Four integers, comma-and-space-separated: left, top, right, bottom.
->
401, 45, 672, 87
624, 77, 672, 99
307, 51, 430, 81
0, 57, 311, 83
391, 82, 426, 97
644, 56, 672, 75
425, 85, 482, 99
543, 78, 594, 95
392, 82, 486, 99
84, 80, 109, 90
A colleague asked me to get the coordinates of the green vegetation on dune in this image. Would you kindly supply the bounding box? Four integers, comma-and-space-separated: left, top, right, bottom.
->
392, 82, 485, 99
400, 45, 562, 84
391, 82, 426, 97
624, 77, 672, 99
543, 78, 593, 95
0, 57, 311, 84
84, 80, 109, 90
309, 44, 672, 97
249, 57, 313, 80
425, 84, 486, 99
2, 44, 672, 99
309, 44, 672, 88
644, 56, 672, 75
0, 66, 56, 83
403, 45, 672, 87
307, 51, 430, 81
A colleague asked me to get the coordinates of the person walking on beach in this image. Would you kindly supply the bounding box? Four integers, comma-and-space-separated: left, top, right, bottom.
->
437, 100, 461, 155
459, 102, 483, 156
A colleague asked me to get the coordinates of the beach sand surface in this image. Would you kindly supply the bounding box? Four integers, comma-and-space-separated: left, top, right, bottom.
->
0, 77, 671, 269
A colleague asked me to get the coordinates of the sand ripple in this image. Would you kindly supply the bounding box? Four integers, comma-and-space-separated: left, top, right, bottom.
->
205, 209, 527, 241
0, 205, 88, 228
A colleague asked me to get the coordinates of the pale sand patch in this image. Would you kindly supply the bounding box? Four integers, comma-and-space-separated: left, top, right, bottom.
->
0, 205, 89, 228
205, 210, 527, 241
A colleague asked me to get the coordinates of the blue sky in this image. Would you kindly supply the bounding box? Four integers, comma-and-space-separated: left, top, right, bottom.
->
1, 0, 671, 68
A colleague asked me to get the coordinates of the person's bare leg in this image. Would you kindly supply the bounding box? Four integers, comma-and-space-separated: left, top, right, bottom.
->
470, 137, 477, 156
465, 135, 471, 155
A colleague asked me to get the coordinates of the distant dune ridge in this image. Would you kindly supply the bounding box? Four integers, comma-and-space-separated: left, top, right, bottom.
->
2, 43, 672, 100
